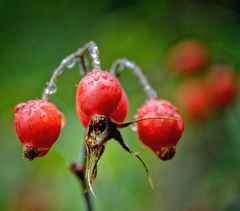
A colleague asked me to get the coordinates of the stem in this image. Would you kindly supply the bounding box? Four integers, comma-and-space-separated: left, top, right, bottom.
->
110, 58, 157, 100
42, 41, 101, 101
43, 41, 100, 210
115, 115, 180, 128
70, 142, 93, 211
79, 56, 88, 76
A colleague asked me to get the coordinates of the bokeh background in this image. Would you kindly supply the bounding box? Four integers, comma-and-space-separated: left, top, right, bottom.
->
1, 0, 240, 210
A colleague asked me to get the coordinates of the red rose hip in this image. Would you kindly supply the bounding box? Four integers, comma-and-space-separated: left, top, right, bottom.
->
168, 40, 209, 74
206, 65, 237, 109
137, 99, 184, 160
14, 99, 63, 160
76, 70, 128, 127
110, 88, 128, 122
77, 88, 128, 128
177, 79, 211, 120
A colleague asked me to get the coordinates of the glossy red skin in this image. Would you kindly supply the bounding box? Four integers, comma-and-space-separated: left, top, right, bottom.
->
178, 80, 211, 120
14, 99, 62, 157
76, 70, 122, 118
206, 66, 237, 109
168, 40, 209, 74
77, 88, 129, 127
77, 106, 91, 128
107, 88, 128, 122
137, 99, 184, 152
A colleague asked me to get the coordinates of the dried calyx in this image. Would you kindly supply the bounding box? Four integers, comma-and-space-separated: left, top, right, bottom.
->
84, 115, 153, 196
84, 114, 179, 195
22, 145, 40, 161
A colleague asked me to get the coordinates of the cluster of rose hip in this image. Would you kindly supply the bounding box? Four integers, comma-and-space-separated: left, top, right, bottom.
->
168, 39, 238, 121
13, 41, 184, 191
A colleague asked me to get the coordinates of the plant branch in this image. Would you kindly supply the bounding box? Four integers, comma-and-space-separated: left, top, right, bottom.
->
42, 41, 101, 210
42, 41, 101, 101
110, 58, 157, 100
115, 115, 180, 128
70, 142, 93, 211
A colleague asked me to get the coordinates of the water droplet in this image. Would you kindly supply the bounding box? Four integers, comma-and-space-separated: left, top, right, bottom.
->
131, 115, 138, 131
40, 112, 48, 122
66, 58, 77, 69
94, 74, 100, 81
61, 115, 66, 128
45, 84, 57, 95
87, 79, 94, 86
23, 109, 31, 115
145, 85, 151, 91
89, 42, 101, 69
130, 123, 138, 132
125, 61, 134, 69
96, 135, 102, 142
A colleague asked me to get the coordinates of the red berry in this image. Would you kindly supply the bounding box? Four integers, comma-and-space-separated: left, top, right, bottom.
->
77, 87, 128, 127
76, 106, 91, 128
14, 99, 63, 160
177, 79, 211, 120
206, 66, 237, 109
76, 70, 128, 127
168, 40, 209, 74
107, 87, 128, 122
137, 99, 184, 160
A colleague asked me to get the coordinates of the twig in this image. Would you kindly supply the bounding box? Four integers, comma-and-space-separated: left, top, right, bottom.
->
110, 58, 157, 100
70, 142, 93, 211
42, 41, 101, 101
79, 56, 88, 76
42, 41, 100, 210
115, 116, 179, 128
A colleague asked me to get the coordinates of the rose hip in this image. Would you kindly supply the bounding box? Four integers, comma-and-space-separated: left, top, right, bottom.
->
177, 79, 211, 120
76, 69, 128, 127
14, 99, 63, 160
168, 40, 209, 74
206, 65, 237, 109
137, 99, 184, 160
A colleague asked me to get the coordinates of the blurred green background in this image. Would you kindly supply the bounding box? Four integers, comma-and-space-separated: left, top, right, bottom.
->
1, 0, 240, 210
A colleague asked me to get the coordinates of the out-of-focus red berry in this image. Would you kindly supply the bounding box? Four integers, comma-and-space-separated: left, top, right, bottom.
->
168, 40, 209, 74
206, 65, 237, 109
14, 99, 63, 160
137, 99, 184, 160
178, 80, 211, 120
76, 70, 128, 127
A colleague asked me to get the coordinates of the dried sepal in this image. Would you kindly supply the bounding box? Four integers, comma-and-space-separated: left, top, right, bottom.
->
111, 128, 154, 190
83, 115, 163, 195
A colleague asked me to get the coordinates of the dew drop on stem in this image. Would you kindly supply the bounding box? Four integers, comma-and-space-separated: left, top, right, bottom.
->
66, 58, 77, 69
45, 83, 57, 95
130, 115, 138, 131
95, 132, 106, 142
88, 42, 101, 70
130, 123, 138, 131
